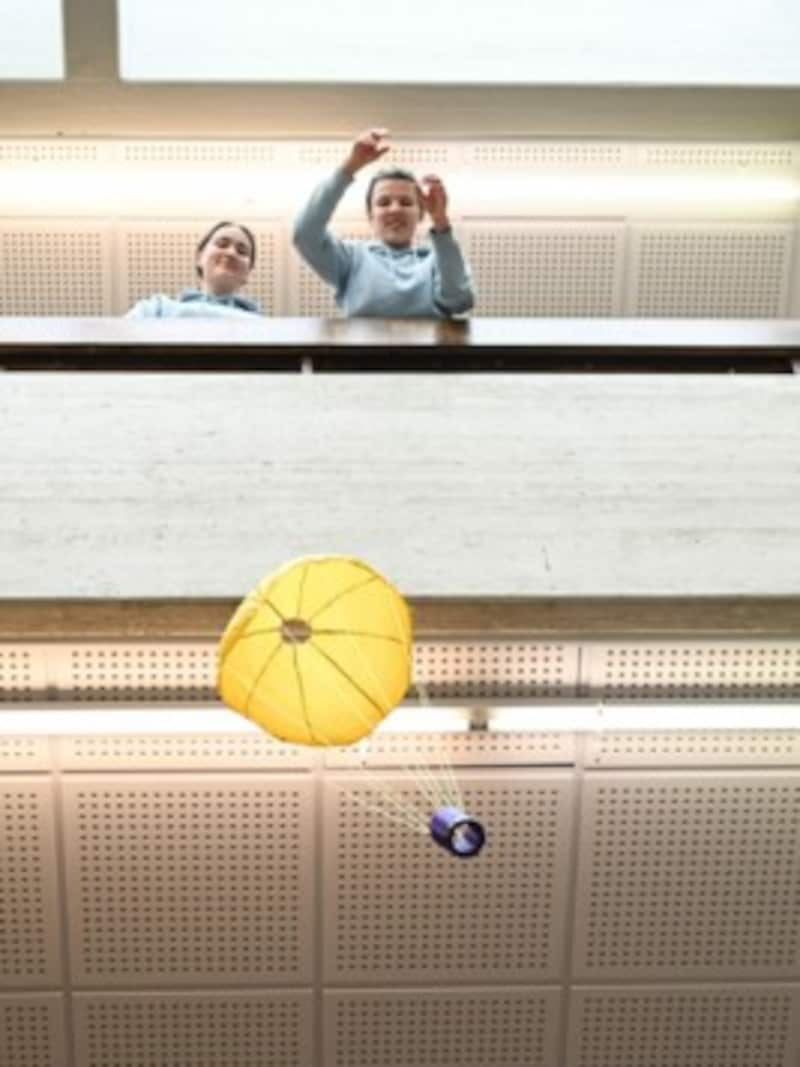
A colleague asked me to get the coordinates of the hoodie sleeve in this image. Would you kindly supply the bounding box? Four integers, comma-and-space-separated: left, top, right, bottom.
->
124, 294, 167, 318
292, 168, 356, 292
430, 229, 475, 316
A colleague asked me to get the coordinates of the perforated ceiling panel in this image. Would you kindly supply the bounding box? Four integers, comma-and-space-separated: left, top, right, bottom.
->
641, 144, 796, 169
465, 222, 624, 316
58, 731, 314, 772
567, 984, 799, 1067
293, 143, 453, 170
323, 772, 573, 984
287, 222, 372, 315
61, 775, 314, 986
0, 736, 50, 772
0, 645, 46, 702
53, 642, 216, 701
72, 992, 313, 1067
467, 143, 624, 168
415, 640, 578, 699
121, 142, 278, 167
324, 728, 575, 768
324, 987, 561, 1067
0, 994, 67, 1067
0, 141, 101, 166
0, 223, 110, 315
586, 729, 800, 768
118, 221, 281, 315
0, 779, 62, 988
630, 223, 793, 317
586, 641, 800, 699
572, 772, 800, 980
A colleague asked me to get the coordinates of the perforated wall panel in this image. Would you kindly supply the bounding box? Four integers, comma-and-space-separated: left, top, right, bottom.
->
0, 644, 47, 701
0, 994, 67, 1067
61, 775, 314, 986
324, 987, 562, 1067
323, 772, 573, 983
118, 221, 281, 316
572, 772, 800, 980
586, 641, 800, 699
0, 736, 51, 772
293, 143, 453, 169
630, 223, 793, 317
586, 729, 800, 768
0, 779, 62, 987
567, 984, 799, 1067
325, 728, 575, 768
0, 223, 111, 315
414, 640, 578, 699
641, 144, 796, 169
121, 142, 278, 167
467, 143, 624, 168
72, 991, 314, 1067
58, 732, 314, 771
0, 141, 101, 166
52, 642, 216, 701
287, 222, 372, 315
465, 221, 624, 316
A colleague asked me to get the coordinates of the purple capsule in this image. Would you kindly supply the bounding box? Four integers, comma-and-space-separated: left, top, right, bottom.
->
430, 805, 485, 858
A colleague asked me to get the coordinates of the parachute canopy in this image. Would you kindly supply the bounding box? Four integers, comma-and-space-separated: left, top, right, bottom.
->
217, 556, 413, 746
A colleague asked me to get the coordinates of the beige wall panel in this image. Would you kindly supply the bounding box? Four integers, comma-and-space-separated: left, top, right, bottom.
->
324, 728, 576, 769
322, 771, 574, 984
629, 222, 795, 317
72, 991, 314, 1067
61, 774, 315, 987
566, 984, 799, 1067
57, 730, 315, 772
0, 221, 112, 315
572, 771, 800, 980
0, 993, 68, 1067
323, 987, 562, 1067
0, 778, 63, 988
586, 729, 800, 768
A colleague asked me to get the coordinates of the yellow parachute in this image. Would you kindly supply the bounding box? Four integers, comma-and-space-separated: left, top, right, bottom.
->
217, 556, 413, 746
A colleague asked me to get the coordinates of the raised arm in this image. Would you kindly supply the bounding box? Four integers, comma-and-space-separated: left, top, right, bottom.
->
292, 128, 391, 288
421, 174, 475, 315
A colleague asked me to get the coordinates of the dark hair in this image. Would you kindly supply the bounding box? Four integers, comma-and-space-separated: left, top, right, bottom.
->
365, 168, 424, 214
195, 221, 257, 277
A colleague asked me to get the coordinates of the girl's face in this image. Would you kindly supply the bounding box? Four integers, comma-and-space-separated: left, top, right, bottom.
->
196, 225, 253, 295
368, 179, 423, 249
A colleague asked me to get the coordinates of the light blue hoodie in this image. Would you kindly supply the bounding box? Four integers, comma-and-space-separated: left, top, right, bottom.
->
293, 168, 474, 318
126, 289, 263, 320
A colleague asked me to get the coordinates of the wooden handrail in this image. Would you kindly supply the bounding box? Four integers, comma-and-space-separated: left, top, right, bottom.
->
0, 317, 797, 371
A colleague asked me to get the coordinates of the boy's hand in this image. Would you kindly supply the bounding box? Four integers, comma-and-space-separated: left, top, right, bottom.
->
344, 128, 391, 176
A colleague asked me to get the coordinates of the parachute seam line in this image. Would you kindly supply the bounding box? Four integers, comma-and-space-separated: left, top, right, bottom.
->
316, 568, 403, 718
305, 574, 379, 624
311, 629, 405, 644
297, 562, 311, 618
292, 645, 314, 745
258, 595, 287, 623
306, 640, 386, 718
243, 640, 285, 717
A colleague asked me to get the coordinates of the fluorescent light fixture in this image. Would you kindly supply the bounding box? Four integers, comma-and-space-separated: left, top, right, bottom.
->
0, 708, 259, 736
489, 703, 800, 732
0, 703, 797, 737
377, 706, 472, 734
0, 704, 473, 736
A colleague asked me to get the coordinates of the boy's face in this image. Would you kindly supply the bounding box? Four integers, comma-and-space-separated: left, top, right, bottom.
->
368, 179, 423, 248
